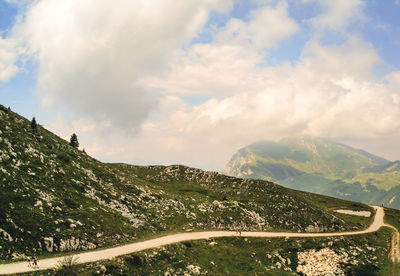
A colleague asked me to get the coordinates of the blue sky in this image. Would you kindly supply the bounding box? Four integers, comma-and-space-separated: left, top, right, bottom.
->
1, 0, 400, 170
0, 1, 17, 36
193, 0, 400, 70
0, 0, 37, 120
363, 1, 400, 71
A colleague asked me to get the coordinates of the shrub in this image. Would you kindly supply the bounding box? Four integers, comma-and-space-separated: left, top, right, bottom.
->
55, 255, 79, 276
57, 152, 70, 163
31, 117, 37, 133
69, 133, 79, 148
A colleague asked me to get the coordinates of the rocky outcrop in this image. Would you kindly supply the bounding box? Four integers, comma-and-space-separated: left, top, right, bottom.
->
223, 149, 255, 177
297, 248, 348, 276
42, 237, 96, 252
305, 224, 328, 233
59, 237, 96, 252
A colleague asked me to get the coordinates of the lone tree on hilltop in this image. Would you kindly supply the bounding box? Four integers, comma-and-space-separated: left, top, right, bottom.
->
31, 117, 37, 133
69, 133, 79, 148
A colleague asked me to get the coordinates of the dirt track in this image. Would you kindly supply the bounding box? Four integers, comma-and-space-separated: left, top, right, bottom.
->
0, 206, 390, 275
385, 223, 400, 263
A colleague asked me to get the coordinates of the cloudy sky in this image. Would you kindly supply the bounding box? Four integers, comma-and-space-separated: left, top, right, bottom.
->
1, 0, 400, 171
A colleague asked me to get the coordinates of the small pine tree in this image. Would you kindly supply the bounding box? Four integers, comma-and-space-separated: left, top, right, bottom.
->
69, 133, 79, 148
31, 117, 37, 133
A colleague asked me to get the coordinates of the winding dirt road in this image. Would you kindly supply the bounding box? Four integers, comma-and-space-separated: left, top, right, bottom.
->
385, 223, 400, 263
0, 206, 393, 275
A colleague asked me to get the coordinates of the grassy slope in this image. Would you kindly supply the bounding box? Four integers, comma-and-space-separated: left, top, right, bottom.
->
384, 208, 400, 232
346, 171, 400, 191
382, 208, 400, 275
0, 105, 374, 261
27, 229, 397, 276
27, 207, 400, 275
246, 137, 381, 180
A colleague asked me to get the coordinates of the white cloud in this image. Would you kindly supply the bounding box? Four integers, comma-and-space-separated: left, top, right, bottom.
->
46, 4, 400, 170
305, 0, 365, 31
12, 0, 233, 130
215, 2, 299, 50
300, 36, 380, 79
134, 34, 399, 169
142, 3, 299, 98
0, 38, 18, 81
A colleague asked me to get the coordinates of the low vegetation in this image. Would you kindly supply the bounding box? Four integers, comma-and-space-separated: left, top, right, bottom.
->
24, 228, 399, 275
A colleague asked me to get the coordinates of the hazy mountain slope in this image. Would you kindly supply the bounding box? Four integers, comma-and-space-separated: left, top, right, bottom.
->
224, 137, 400, 209
347, 160, 400, 191
225, 137, 387, 180
342, 144, 389, 166
0, 105, 372, 260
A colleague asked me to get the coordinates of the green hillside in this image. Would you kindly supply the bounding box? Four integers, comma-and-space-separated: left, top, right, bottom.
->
224, 137, 400, 209
346, 160, 400, 191
26, 229, 398, 275
0, 105, 374, 262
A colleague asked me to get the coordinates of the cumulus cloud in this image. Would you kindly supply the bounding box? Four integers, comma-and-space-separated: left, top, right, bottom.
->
0, 38, 18, 81
215, 2, 299, 50
12, 0, 233, 130
147, 37, 400, 168
46, 2, 400, 170
142, 3, 299, 97
8, 0, 400, 170
304, 0, 365, 31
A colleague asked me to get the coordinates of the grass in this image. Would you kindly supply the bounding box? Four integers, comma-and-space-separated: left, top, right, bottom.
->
378, 259, 400, 276
384, 208, 400, 231
21, 228, 396, 275
291, 189, 375, 230
346, 171, 400, 191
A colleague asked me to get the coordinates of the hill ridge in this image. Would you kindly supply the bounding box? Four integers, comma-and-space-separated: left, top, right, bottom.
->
0, 104, 374, 261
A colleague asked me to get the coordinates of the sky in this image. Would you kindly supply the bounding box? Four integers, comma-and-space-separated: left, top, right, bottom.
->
1, 0, 400, 171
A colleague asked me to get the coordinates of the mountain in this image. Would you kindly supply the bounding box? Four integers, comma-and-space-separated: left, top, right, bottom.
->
224, 136, 400, 209
0, 105, 376, 262
225, 136, 388, 180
